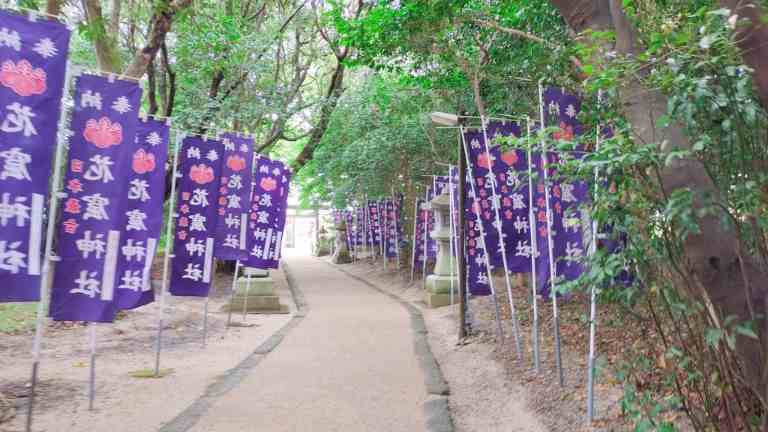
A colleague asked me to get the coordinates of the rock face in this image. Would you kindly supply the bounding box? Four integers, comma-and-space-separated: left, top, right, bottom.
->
331, 218, 352, 264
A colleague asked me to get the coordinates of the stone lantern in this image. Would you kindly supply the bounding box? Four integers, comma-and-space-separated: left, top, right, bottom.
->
425, 188, 458, 308
332, 216, 352, 264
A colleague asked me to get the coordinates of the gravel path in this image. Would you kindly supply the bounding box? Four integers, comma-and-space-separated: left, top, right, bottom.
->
187, 256, 428, 432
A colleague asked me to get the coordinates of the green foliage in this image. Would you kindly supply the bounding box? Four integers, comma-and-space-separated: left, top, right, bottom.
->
297, 72, 453, 207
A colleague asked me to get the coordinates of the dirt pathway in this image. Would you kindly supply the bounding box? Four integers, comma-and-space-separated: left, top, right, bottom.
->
186, 256, 428, 432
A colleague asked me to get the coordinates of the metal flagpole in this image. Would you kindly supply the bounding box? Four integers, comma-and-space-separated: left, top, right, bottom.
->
460, 126, 505, 342
447, 167, 458, 305
347, 210, 354, 262
479, 118, 524, 362
379, 200, 386, 268
234, 176, 258, 324
226, 261, 241, 327
241, 269, 252, 321
587, 92, 603, 422
154, 131, 182, 377
362, 201, 368, 261
409, 199, 419, 283
88, 324, 97, 410
421, 188, 429, 289
539, 82, 565, 386
202, 273, 215, 347
380, 201, 386, 263
392, 189, 402, 272
26, 58, 73, 432
526, 117, 541, 373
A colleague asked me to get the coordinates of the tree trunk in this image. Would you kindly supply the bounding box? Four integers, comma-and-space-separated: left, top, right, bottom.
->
160, 42, 176, 117
550, 0, 768, 402
45, 0, 64, 16
122, 0, 193, 79
291, 61, 346, 171
147, 59, 159, 115
720, 1, 768, 109
83, 0, 123, 73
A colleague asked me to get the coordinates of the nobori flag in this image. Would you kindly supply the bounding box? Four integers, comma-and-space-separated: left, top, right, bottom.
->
0, 11, 71, 302
50, 72, 143, 322
114, 117, 170, 310
534, 87, 589, 298
214, 133, 253, 260
244, 156, 291, 269
170, 136, 224, 297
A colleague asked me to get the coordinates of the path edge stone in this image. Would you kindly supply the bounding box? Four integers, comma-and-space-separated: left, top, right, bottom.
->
158, 261, 307, 432
325, 261, 456, 432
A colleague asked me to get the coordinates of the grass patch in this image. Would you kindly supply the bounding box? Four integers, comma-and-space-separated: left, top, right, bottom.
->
128, 368, 175, 379
0, 303, 37, 333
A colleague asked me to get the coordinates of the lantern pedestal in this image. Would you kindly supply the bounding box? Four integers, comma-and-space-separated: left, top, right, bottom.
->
221, 268, 288, 314
425, 192, 458, 308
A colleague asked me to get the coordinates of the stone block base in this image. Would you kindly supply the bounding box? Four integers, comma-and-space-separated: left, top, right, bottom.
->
236, 277, 275, 296
426, 275, 459, 294
220, 295, 289, 314
425, 292, 455, 308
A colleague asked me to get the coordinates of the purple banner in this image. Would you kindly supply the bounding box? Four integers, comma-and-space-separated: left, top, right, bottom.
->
384, 200, 398, 258
244, 156, 291, 269
494, 147, 534, 273
344, 210, 355, 253
169, 136, 224, 297
114, 117, 169, 310
412, 199, 426, 267
355, 206, 364, 246
367, 201, 381, 252
534, 87, 588, 298
465, 121, 526, 270
214, 133, 253, 260
464, 167, 492, 296
0, 11, 70, 302
50, 73, 143, 322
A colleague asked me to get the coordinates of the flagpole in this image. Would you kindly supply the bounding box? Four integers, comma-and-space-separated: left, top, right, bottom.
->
447, 167, 457, 305
392, 189, 401, 272
587, 92, 603, 423
421, 188, 429, 289
242, 270, 252, 321
409, 199, 419, 283
362, 203, 368, 262
229, 172, 257, 326
351, 211, 357, 262
379, 200, 386, 268
539, 82, 565, 386
154, 131, 182, 377
380, 201, 386, 264
88, 324, 97, 410
526, 117, 541, 373
226, 260, 241, 327
460, 126, 505, 343
479, 118, 524, 362
202, 264, 215, 347
26, 58, 73, 432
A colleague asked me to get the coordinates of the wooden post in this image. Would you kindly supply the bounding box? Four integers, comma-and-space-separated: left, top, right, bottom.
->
457, 127, 468, 340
